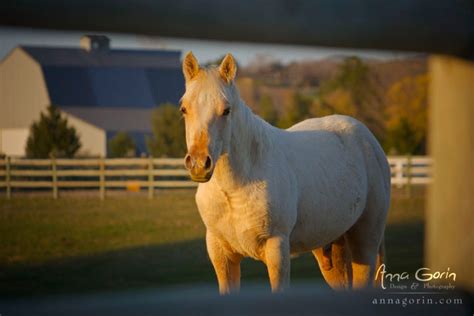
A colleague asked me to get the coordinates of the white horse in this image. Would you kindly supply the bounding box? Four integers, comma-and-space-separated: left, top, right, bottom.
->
180, 52, 390, 294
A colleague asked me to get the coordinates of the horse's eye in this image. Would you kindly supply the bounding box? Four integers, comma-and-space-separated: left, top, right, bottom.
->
222, 108, 231, 116
180, 107, 187, 115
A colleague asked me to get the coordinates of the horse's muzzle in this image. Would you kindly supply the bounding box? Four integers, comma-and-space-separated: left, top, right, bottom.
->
184, 153, 214, 183
189, 170, 213, 183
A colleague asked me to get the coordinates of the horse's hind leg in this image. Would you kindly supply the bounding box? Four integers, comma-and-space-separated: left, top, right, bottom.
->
312, 236, 352, 290
374, 235, 385, 287
346, 193, 387, 289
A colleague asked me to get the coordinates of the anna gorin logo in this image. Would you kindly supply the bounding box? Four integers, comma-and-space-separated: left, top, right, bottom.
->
375, 264, 457, 290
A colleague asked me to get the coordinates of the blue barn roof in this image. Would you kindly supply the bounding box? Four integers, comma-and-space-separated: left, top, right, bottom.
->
20, 44, 185, 155
22, 46, 184, 108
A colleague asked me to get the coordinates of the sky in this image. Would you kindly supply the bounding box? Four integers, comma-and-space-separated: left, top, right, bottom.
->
0, 27, 414, 66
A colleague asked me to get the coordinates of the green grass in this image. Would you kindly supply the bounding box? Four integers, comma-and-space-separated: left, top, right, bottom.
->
0, 187, 425, 297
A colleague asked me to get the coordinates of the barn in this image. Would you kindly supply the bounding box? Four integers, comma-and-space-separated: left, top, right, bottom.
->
0, 35, 184, 157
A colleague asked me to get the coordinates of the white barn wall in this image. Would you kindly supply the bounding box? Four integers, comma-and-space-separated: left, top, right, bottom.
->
0, 128, 29, 156
0, 47, 50, 128
66, 114, 106, 157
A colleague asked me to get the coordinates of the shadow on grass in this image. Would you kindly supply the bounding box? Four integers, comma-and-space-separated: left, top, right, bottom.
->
385, 220, 424, 273
0, 220, 423, 298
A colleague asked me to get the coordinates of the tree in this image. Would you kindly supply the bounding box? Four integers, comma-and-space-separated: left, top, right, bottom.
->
147, 103, 187, 157
258, 94, 278, 126
278, 92, 312, 129
314, 56, 384, 141
385, 74, 428, 154
26, 105, 81, 158
385, 118, 419, 155
312, 89, 354, 118
108, 132, 136, 158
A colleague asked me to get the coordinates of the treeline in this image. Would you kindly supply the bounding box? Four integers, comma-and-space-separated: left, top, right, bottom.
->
239, 55, 428, 155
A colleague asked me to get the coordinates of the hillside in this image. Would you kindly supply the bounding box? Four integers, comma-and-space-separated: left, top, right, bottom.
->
237, 56, 427, 112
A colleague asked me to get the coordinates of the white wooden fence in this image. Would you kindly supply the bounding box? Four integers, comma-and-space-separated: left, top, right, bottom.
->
0, 157, 195, 200
387, 156, 432, 186
0, 156, 431, 199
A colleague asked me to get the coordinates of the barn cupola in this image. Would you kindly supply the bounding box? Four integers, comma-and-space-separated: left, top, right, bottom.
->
80, 35, 110, 52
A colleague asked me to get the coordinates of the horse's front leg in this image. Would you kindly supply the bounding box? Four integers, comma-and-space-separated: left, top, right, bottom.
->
264, 235, 291, 292
206, 231, 242, 295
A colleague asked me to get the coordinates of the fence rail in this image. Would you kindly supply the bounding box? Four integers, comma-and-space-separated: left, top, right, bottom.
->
387, 156, 432, 186
0, 156, 431, 199
0, 157, 196, 200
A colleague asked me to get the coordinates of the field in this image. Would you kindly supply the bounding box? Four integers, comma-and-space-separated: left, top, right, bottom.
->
0, 187, 425, 297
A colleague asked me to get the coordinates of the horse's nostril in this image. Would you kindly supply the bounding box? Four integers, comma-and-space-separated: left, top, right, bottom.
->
184, 154, 193, 170
204, 156, 212, 171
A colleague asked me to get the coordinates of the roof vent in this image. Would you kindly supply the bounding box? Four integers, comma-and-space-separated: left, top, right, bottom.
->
80, 35, 110, 52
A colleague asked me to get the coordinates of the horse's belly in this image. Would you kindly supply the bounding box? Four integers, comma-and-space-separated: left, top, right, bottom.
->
289, 186, 366, 254
287, 148, 368, 253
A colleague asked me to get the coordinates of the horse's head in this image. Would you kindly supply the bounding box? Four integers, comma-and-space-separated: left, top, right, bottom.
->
181, 52, 238, 182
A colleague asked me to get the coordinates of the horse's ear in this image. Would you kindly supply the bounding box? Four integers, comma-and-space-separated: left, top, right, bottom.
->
183, 51, 200, 82
219, 53, 237, 84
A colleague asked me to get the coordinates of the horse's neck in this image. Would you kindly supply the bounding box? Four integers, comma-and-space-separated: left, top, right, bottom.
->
214, 99, 274, 190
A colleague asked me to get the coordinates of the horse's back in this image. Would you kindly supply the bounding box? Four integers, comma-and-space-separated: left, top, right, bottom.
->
288, 114, 390, 200
288, 115, 368, 145
286, 115, 375, 164
288, 115, 387, 170
288, 114, 358, 132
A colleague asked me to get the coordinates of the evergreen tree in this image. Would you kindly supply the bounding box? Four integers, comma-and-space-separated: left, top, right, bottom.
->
385, 118, 419, 155
147, 103, 186, 157
26, 105, 81, 158
108, 132, 136, 158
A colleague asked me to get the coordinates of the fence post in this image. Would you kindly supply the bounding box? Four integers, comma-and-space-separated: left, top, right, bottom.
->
148, 157, 154, 200
99, 157, 105, 200
405, 154, 412, 197
427, 55, 474, 289
5, 156, 11, 199
395, 159, 404, 188
52, 156, 58, 199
